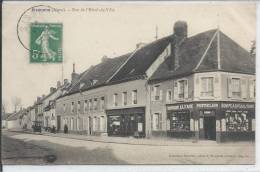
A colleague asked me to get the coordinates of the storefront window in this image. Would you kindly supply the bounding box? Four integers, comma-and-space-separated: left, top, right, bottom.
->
225, 111, 249, 132
108, 115, 121, 135
170, 111, 190, 131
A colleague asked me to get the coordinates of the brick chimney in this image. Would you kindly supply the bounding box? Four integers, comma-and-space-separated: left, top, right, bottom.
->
64, 79, 69, 85
169, 21, 187, 70
71, 63, 80, 85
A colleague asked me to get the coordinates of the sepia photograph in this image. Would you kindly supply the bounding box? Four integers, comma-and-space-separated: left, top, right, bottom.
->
1, 1, 257, 170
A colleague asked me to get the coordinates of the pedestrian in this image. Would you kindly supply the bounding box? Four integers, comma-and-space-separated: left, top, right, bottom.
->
64, 124, 68, 134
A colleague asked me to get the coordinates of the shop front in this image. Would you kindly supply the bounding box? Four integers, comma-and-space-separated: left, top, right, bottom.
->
166, 102, 255, 142
106, 107, 145, 137
166, 103, 195, 138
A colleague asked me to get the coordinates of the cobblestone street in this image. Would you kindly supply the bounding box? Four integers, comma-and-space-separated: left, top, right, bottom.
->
2, 130, 255, 165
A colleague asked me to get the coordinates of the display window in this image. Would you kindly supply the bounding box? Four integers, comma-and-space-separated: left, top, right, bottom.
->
225, 110, 249, 132
108, 115, 121, 135
169, 111, 190, 131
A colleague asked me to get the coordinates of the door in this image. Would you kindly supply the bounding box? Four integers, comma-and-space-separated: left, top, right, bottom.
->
57, 116, 61, 131
203, 116, 216, 140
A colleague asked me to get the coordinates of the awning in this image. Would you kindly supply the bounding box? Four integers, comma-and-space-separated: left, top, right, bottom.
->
106, 107, 145, 116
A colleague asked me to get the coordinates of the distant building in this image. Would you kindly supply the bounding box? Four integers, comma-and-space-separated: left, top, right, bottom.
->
2, 113, 12, 128
54, 21, 255, 142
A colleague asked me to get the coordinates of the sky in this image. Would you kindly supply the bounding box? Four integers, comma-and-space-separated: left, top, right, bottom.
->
2, 2, 256, 112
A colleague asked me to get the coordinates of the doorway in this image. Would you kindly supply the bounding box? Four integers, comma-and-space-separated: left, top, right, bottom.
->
57, 116, 61, 131
203, 116, 216, 140
88, 117, 92, 135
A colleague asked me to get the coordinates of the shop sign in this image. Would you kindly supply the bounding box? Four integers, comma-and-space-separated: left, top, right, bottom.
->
196, 103, 218, 109
167, 103, 193, 111
221, 103, 255, 109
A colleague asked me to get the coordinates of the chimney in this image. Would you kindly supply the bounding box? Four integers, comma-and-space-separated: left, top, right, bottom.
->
169, 21, 187, 71
37, 96, 41, 102
64, 79, 69, 85
50, 87, 56, 93
136, 42, 146, 49
173, 21, 187, 40
101, 55, 110, 62
57, 81, 61, 88
42, 94, 45, 99
71, 63, 80, 84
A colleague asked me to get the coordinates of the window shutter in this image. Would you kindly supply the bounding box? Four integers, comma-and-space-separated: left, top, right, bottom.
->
151, 86, 154, 101
227, 77, 232, 98
184, 80, 188, 99
241, 79, 247, 99
214, 77, 219, 98
173, 81, 178, 100
249, 80, 254, 98
159, 90, 163, 100
159, 113, 163, 130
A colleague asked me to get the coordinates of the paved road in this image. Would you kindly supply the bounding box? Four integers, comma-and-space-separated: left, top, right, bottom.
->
2, 131, 255, 165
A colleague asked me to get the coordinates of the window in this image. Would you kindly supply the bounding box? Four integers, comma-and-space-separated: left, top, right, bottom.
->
122, 92, 127, 106
249, 80, 256, 99
132, 90, 137, 104
231, 78, 241, 98
84, 100, 88, 112
153, 85, 160, 101
70, 118, 74, 130
93, 117, 97, 131
93, 98, 98, 110
63, 104, 66, 113
100, 116, 105, 131
71, 102, 74, 113
100, 97, 105, 110
166, 90, 172, 102
152, 113, 162, 130
77, 101, 81, 113
178, 80, 185, 98
225, 111, 249, 132
201, 77, 214, 97
89, 99, 92, 111
169, 111, 190, 131
113, 93, 118, 106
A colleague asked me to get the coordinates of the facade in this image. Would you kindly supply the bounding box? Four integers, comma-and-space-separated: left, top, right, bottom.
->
6, 111, 22, 129
55, 21, 255, 142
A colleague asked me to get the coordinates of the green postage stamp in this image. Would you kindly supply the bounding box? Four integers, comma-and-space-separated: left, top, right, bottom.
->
30, 23, 62, 63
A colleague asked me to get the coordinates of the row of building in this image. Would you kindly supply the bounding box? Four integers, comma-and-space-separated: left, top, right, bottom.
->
5, 21, 255, 142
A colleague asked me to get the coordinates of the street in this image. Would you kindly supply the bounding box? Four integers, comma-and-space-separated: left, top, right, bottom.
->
2, 130, 255, 165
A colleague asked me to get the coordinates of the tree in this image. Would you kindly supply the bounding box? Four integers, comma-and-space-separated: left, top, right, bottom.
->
12, 96, 22, 113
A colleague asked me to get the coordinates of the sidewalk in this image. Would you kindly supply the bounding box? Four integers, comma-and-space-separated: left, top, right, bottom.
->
8, 129, 255, 146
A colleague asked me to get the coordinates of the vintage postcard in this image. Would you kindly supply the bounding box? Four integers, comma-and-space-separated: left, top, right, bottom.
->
1, 1, 258, 171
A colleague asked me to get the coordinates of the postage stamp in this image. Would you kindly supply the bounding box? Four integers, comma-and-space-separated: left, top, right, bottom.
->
30, 23, 62, 63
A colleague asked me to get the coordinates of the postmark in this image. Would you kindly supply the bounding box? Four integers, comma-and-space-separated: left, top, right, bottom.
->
30, 23, 63, 63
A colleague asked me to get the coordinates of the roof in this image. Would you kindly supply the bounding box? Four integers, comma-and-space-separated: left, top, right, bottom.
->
2, 113, 12, 120
64, 53, 130, 96
6, 112, 20, 121
149, 29, 255, 82
108, 36, 173, 83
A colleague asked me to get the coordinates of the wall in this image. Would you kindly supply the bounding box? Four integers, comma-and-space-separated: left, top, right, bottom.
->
7, 120, 20, 129
149, 75, 194, 137
56, 85, 108, 135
